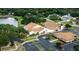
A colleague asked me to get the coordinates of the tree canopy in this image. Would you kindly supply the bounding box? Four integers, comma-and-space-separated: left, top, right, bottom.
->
0, 8, 79, 24
48, 14, 62, 21
0, 24, 18, 47
0, 8, 79, 17
74, 45, 79, 51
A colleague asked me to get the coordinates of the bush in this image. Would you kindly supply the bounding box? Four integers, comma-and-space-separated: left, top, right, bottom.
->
65, 24, 72, 28
74, 45, 79, 51
48, 14, 62, 22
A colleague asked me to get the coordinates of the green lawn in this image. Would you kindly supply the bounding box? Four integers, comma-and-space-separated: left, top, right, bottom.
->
47, 33, 57, 40
24, 35, 36, 41
13, 16, 23, 27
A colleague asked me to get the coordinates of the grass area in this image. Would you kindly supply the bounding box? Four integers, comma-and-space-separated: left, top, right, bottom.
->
13, 16, 36, 42
47, 33, 57, 40
13, 16, 23, 27
68, 26, 79, 32
67, 26, 74, 30
24, 35, 36, 41
54, 19, 62, 23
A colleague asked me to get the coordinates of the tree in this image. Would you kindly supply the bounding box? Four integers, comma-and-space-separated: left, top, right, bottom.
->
0, 24, 18, 49
65, 24, 72, 28
21, 14, 46, 25
74, 45, 79, 51
18, 27, 28, 39
56, 42, 62, 48
0, 8, 79, 17
0, 33, 9, 50
48, 14, 62, 21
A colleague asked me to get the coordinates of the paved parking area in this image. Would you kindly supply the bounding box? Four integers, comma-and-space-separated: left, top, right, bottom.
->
23, 35, 57, 51
23, 42, 39, 51
63, 41, 79, 51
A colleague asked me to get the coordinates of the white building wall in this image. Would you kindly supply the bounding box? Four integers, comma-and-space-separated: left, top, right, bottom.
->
24, 25, 63, 35
29, 31, 37, 35
58, 26, 65, 31
39, 28, 55, 35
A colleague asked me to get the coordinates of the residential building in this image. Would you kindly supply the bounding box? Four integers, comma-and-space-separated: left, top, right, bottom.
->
24, 21, 65, 35
53, 32, 76, 42
42, 20, 63, 32
24, 22, 48, 35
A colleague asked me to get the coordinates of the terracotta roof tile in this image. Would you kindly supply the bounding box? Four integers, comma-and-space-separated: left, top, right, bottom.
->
43, 21, 60, 31
54, 32, 76, 42
24, 22, 44, 32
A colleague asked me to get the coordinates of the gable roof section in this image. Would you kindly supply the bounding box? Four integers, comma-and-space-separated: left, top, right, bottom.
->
43, 21, 60, 31
24, 22, 44, 32
24, 22, 37, 31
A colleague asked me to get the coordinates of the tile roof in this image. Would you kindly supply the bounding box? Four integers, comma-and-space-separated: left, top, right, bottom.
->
54, 32, 76, 42
24, 22, 44, 32
43, 21, 60, 31
24, 22, 37, 31
32, 27, 44, 32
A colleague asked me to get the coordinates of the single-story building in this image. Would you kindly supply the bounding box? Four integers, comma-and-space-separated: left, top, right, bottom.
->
24, 22, 48, 35
53, 32, 76, 42
24, 20, 66, 35
42, 20, 64, 32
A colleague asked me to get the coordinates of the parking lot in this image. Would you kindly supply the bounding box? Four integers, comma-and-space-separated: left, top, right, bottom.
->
63, 41, 79, 51
23, 35, 57, 51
